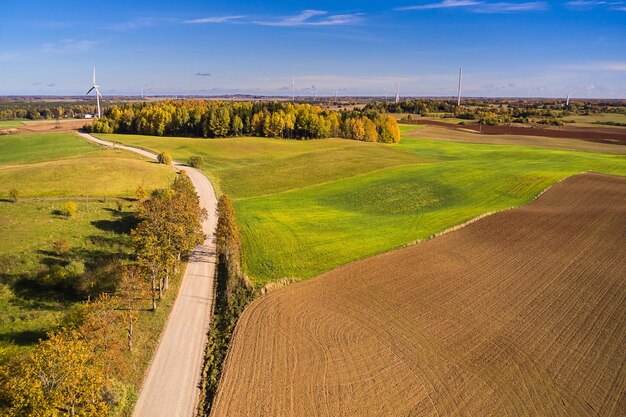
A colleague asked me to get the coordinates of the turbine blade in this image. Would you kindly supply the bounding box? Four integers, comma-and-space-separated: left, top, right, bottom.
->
86, 86, 95, 95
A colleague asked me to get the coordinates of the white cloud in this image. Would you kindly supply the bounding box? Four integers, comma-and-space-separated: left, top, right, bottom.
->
396, 1, 481, 10
40, 39, 97, 54
396, 1, 548, 13
566, 1, 626, 10
253, 10, 363, 26
565, 61, 626, 71
184, 15, 246, 24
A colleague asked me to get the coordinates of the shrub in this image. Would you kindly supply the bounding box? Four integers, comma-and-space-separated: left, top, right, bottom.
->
135, 185, 147, 200
116, 200, 124, 212
157, 152, 172, 165
8, 188, 18, 203
188, 155, 204, 168
62, 201, 78, 217
51, 238, 71, 257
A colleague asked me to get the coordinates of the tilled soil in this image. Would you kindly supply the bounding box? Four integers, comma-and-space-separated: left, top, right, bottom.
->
212, 173, 626, 417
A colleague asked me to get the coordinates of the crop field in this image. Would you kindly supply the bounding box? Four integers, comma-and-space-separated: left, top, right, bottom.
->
212, 173, 626, 417
0, 132, 173, 360
406, 123, 626, 154
99, 132, 626, 285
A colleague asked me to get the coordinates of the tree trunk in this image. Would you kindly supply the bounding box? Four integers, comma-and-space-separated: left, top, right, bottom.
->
151, 276, 157, 311
128, 321, 133, 351
159, 276, 163, 300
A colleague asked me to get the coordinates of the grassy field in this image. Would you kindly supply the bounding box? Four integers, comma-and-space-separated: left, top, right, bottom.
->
0, 133, 174, 199
98, 131, 626, 286
0, 119, 26, 128
0, 200, 131, 359
0, 132, 173, 365
563, 113, 626, 127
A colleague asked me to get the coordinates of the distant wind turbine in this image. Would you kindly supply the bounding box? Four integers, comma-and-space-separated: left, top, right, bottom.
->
457, 68, 463, 106
384, 88, 390, 101
291, 77, 295, 102
312, 85, 318, 101
395, 83, 400, 104
566, 93, 571, 107
86, 67, 103, 118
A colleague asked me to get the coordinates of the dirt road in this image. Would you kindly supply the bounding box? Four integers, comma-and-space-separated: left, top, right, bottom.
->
212, 173, 626, 417
77, 132, 217, 417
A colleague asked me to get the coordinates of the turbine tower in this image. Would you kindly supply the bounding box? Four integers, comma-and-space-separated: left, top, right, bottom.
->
384, 88, 390, 101
566, 93, 570, 107
312, 85, 317, 101
395, 83, 400, 104
291, 77, 295, 102
457, 68, 463, 106
86, 67, 103, 118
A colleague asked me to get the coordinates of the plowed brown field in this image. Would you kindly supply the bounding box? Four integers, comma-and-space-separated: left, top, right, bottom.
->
212, 173, 626, 417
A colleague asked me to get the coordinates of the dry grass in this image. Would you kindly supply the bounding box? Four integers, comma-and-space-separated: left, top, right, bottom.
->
212, 173, 626, 417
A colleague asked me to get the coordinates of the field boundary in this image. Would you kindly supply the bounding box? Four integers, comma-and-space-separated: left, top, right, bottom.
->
403, 171, 587, 248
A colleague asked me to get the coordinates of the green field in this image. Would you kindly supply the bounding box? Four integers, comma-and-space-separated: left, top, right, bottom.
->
98, 130, 626, 286
563, 113, 626, 127
0, 119, 27, 128
0, 132, 173, 362
0, 133, 174, 199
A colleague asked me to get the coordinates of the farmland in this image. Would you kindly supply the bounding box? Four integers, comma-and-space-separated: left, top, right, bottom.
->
212, 173, 626, 417
99, 130, 626, 285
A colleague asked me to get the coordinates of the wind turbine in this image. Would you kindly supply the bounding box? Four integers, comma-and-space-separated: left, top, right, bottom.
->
457, 68, 463, 106
395, 83, 400, 104
86, 67, 103, 118
566, 93, 571, 107
384, 88, 390, 101
312, 85, 317, 101
291, 77, 295, 102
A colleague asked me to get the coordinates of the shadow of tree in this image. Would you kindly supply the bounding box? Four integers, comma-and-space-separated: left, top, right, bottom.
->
91, 209, 138, 234
0, 329, 48, 346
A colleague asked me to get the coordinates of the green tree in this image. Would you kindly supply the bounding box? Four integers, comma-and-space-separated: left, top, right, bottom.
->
188, 155, 204, 168
157, 151, 172, 165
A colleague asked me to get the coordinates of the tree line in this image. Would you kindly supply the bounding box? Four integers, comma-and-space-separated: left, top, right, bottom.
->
0, 102, 100, 120
84, 100, 401, 143
365, 98, 626, 126
0, 172, 206, 416
198, 195, 254, 416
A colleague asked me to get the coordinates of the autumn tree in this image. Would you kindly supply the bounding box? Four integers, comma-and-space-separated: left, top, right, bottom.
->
116, 264, 147, 351
0, 331, 109, 417
363, 118, 378, 142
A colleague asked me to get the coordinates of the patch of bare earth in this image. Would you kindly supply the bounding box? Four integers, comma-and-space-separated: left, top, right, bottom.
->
212, 173, 626, 417
404, 120, 626, 154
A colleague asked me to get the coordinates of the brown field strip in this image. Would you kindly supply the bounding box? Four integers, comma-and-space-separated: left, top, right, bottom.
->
404, 121, 626, 154
212, 173, 626, 417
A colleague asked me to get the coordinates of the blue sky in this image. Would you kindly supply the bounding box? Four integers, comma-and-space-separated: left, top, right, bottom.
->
1, 1, 625, 97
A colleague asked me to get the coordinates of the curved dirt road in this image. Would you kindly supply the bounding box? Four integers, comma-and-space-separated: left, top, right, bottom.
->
77, 132, 217, 417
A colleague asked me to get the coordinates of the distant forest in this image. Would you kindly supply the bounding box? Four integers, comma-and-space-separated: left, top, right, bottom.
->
84, 101, 401, 143
365, 99, 626, 126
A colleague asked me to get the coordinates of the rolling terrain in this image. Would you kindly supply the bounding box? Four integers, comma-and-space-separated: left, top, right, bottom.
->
99, 131, 626, 285
0, 132, 172, 361
212, 173, 626, 417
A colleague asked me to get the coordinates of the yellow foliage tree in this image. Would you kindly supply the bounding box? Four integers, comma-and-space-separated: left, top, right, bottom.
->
0, 331, 109, 417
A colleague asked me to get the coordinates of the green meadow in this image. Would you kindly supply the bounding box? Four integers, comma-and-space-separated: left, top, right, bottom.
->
0, 119, 26, 128
0, 132, 173, 360
99, 129, 626, 286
